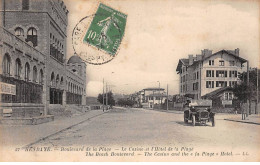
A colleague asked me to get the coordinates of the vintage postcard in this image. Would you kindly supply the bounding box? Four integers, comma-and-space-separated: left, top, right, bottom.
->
0, 0, 259, 162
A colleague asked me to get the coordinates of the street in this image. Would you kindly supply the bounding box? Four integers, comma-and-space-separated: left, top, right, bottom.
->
28, 107, 259, 161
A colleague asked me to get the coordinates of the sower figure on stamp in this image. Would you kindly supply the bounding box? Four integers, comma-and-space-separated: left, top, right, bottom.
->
96, 12, 121, 49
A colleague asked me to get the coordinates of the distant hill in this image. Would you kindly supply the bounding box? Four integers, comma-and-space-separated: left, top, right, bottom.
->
86, 97, 102, 105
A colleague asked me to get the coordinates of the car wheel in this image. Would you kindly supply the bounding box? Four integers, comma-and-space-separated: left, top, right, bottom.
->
192, 115, 195, 126
184, 115, 188, 123
212, 117, 215, 127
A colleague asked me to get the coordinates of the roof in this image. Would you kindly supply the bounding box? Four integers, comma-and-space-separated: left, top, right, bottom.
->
176, 59, 189, 72
203, 50, 247, 63
176, 49, 247, 73
201, 87, 233, 99
147, 93, 167, 97
143, 87, 165, 91
67, 55, 82, 64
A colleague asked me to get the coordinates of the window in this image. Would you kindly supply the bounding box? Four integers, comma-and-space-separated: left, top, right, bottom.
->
224, 92, 233, 100
196, 71, 199, 79
206, 81, 214, 88
209, 60, 214, 66
26, 27, 37, 47
229, 71, 237, 78
3, 54, 11, 76
51, 72, 55, 86
229, 61, 235, 66
206, 70, 214, 77
193, 82, 199, 90
219, 60, 224, 66
229, 93, 233, 100
33, 66, 37, 82
39, 69, 44, 85
56, 74, 59, 85
15, 58, 22, 79
22, 0, 29, 10
224, 93, 228, 100
229, 81, 237, 87
25, 63, 30, 81
15, 27, 24, 37
60, 76, 64, 85
216, 81, 227, 87
216, 70, 227, 77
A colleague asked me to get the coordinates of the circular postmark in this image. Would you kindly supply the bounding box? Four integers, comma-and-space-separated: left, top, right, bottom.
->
72, 4, 127, 65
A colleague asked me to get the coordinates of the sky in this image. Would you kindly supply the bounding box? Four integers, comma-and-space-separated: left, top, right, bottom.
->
64, 0, 259, 97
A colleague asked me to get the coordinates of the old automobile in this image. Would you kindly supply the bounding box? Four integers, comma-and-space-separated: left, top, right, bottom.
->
184, 100, 215, 127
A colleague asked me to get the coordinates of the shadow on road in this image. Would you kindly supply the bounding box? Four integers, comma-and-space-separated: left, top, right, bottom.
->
175, 121, 213, 127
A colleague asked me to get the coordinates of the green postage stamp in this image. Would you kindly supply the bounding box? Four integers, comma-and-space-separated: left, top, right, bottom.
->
83, 3, 127, 56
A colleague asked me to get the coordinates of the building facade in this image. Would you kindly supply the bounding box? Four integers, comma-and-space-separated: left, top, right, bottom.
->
176, 49, 247, 102
0, 0, 86, 120
132, 88, 166, 109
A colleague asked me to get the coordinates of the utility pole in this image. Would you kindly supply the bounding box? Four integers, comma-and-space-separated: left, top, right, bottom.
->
106, 82, 108, 109
102, 78, 105, 112
247, 61, 249, 117
167, 84, 169, 111
256, 67, 258, 114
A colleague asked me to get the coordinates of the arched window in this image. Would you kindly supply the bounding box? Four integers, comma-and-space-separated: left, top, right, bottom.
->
56, 74, 59, 86
26, 27, 37, 47
25, 62, 30, 81
15, 27, 24, 37
15, 58, 22, 79
39, 69, 44, 85
33, 66, 37, 83
51, 72, 55, 86
3, 53, 11, 76
60, 76, 64, 85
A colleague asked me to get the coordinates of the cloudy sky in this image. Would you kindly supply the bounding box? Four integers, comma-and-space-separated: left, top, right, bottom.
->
64, 0, 259, 97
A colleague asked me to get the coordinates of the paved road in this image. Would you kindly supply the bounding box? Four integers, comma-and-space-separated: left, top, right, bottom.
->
31, 107, 259, 160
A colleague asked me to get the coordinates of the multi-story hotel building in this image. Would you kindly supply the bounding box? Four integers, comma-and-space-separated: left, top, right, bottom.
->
176, 49, 247, 101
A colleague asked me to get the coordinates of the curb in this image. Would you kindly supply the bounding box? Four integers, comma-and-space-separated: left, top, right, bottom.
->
224, 119, 260, 125
22, 111, 107, 148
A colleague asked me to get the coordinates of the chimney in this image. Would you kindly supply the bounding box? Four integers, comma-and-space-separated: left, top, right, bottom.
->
201, 49, 212, 57
196, 55, 202, 61
188, 55, 193, 65
234, 48, 239, 56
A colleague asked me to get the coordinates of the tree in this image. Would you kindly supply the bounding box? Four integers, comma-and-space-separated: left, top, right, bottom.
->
233, 68, 260, 113
117, 98, 136, 107
97, 91, 115, 106
234, 68, 260, 102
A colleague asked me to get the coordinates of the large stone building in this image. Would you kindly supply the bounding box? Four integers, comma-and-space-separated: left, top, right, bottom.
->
0, 0, 86, 123
176, 49, 247, 107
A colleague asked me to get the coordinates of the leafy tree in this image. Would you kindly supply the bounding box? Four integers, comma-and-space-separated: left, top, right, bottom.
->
117, 98, 136, 107
233, 68, 260, 102
233, 68, 260, 112
97, 91, 115, 106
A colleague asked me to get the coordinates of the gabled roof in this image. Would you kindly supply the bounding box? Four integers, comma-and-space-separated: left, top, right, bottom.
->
176, 49, 248, 73
203, 50, 247, 63
201, 87, 233, 99
176, 59, 189, 72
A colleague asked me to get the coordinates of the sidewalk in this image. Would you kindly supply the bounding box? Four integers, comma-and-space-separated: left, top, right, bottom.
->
147, 107, 260, 125
0, 110, 106, 148
224, 114, 260, 125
